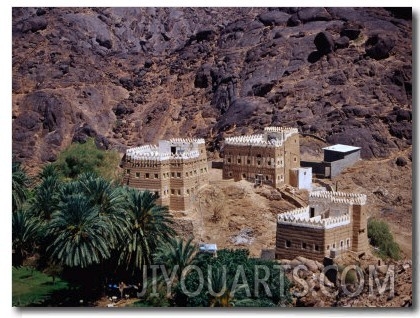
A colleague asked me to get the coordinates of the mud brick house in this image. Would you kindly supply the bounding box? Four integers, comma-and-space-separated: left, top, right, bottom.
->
222, 127, 301, 188
122, 138, 208, 211
275, 191, 368, 262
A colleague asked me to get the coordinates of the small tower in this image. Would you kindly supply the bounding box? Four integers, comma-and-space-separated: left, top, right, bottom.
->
351, 198, 369, 256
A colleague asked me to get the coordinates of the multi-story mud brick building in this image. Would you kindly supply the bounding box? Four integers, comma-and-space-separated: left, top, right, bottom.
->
222, 127, 301, 188
275, 191, 368, 262
122, 138, 209, 211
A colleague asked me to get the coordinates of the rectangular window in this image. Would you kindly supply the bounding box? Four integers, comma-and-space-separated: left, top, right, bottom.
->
145, 173, 150, 179
227, 158, 231, 163
265, 175, 269, 181
267, 161, 271, 166
186, 172, 189, 177
177, 189, 181, 195
154, 191, 159, 197
302, 242, 307, 249
177, 172, 181, 178
171, 172, 175, 178
346, 239, 350, 247
286, 240, 291, 248
126, 169, 130, 175
237, 158, 241, 164
257, 160, 261, 165
200, 168, 203, 173
171, 189, 175, 195
247, 159, 251, 164
154, 173, 158, 179
135, 172, 140, 178
315, 245, 320, 251
310, 207, 315, 218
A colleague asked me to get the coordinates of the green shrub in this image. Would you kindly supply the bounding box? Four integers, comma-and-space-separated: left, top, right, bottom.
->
368, 219, 400, 260
54, 138, 121, 180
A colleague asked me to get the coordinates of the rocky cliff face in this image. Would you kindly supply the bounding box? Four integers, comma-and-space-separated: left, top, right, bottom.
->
12, 7, 412, 170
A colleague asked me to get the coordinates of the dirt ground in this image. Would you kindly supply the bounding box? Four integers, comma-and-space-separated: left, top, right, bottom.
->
174, 168, 298, 257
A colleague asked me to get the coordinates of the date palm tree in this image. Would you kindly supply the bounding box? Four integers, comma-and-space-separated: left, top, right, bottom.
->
154, 237, 197, 283
12, 162, 30, 213
119, 189, 176, 274
12, 210, 41, 266
47, 194, 111, 268
76, 173, 129, 248
29, 166, 61, 221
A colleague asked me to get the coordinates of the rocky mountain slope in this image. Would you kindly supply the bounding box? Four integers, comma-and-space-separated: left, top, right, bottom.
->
12, 7, 412, 171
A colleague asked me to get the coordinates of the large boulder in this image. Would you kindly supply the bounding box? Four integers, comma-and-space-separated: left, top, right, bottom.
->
298, 7, 332, 23
314, 31, 335, 55
365, 35, 395, 60
15, 16, 48, 33
396, 156, 408, 167
258, 11, 290, 26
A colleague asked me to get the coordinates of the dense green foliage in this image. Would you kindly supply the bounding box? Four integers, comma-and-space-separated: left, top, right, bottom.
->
54, 138, 120, 180
11, 162, 177, 305
368, 218, 401, 260
12, 155, 293, 307
12, 267, 68, 306
172, 249, 292, 307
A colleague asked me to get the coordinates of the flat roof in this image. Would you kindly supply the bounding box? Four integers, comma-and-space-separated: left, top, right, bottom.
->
322, 144, 361, 153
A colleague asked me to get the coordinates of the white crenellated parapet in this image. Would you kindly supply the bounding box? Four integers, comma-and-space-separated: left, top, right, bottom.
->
264, 127, 299, 134
278, 205, 351, 229
310, 191, 367, 205
225, 134, 264, 145
169, 138, 205, 145
224, 127, 298, 147
224, 134, 286, 147
278, 206, 310, 222
126, 142, 201, 161
323, 214, 351, 229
